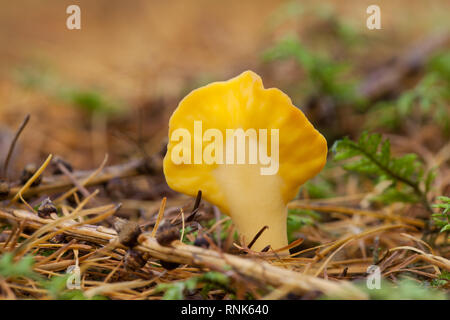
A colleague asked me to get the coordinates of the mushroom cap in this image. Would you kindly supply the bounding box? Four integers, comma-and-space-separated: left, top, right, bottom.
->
163, 70, 327, 214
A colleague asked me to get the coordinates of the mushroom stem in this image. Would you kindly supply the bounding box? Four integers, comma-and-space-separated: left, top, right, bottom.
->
213, 164, 288, 253
230, 202, 288, 253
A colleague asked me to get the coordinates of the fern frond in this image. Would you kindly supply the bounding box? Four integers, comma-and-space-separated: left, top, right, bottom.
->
432, 196, 450, 232
332, 132, 433, 211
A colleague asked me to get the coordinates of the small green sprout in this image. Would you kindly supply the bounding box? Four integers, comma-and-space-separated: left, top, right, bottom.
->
155, 271, 230, 300
432, 196, 450, 233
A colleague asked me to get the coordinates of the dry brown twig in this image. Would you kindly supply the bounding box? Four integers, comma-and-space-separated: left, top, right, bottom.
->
2, 114, 30, 179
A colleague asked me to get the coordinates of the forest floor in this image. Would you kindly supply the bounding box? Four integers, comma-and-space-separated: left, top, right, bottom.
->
0, 0, 449, 299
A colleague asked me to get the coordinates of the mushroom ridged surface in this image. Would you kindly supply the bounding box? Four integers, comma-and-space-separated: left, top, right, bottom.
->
163, 71, 327, 252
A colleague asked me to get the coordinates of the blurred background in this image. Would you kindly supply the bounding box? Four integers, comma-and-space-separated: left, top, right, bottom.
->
0, 2, 449, 300
0, 0, 448, 193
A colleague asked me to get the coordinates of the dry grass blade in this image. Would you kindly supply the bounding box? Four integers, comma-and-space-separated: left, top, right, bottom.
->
54, 154, 109, 204
151, 197, 167, 237
388, 246, 450, 271
317, 224, 415, 258
9, 154, 53, 204
12, 190, 100, 256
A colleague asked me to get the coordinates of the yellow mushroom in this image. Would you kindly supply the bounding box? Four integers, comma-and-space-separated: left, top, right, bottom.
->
163, 71, 327, 252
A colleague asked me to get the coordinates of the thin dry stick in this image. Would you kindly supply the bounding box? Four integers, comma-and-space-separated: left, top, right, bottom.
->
9, 154, 53, 204
151, 197, 167, 237
34, 204, 119, 253
3, 224, 18, 249
2, 114, 30, 178
0, 209, 113, 245
314, 240, 354, 277
84, 279, 154, 299
180, 208, 185, 242
73, 204, 120, 227
247, 226, 268, 250
104, 260, 124, 283
19, 193, 36, 213
0, 276, 16, 299
213, 206, 222, 249
7, 219, 27, 251
35, 239, 77, 266
399, 233, 435, 254
207, 216, 231, 234
388, 246, 450, 271
56, 161, 91, 199
8, 156, 143, 200
54, 154, 109, 204
12, 190, 100, 256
